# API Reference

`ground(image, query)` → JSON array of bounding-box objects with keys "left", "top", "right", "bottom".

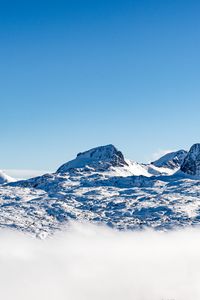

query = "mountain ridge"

[{"left": 0, "top": 143, "right": 200, "bottom": 237}]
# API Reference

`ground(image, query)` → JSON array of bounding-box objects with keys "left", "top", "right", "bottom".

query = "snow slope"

[
  {"left": 152, "top": 150, "right": 187, "bottom": 169},
  {"left": 0, "top": 170, "right": 15, "bottom": 184},
  {"left": 0, "top": 143, "right": 199, "bottom": 236}
]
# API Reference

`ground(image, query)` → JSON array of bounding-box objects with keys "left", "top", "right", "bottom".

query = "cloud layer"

[{"left": 0, "top": 223, "right": 200, "bottom": 300}]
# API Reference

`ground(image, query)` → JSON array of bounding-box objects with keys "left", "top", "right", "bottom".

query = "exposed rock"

[{"left": 181, "top": 144, "right": 200, "bottom": 176}]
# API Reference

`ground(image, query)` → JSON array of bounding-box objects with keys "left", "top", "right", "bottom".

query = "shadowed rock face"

[
  {"left": 57, "top": 144, "right": 128, "bottom": 173},
  {"left": 181, "top": 144, "right": 200, "bottom": 176}
]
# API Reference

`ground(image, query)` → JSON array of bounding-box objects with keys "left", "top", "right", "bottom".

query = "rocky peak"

[
  {"left": 181, "top": 143, "right": 200, "bottom": 176},
  {"left": 57, "top": 144, "right": 128, "bottom": 173},
  {"left": 152, "top": 150, "right": 187, "bottom": 169}
]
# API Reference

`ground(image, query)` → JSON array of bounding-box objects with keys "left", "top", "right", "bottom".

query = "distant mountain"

[
  {"left": 57, "top": 144, "right": 185, "bottom": 177},
  {"left": 0, "top": 170, "right": 15, "bottom": 184},
  {"left": 0, "top": 143, "right": 200, "bottom": 237},
  {"left": 57, "top": 144, "right": 128, "bottom": 173},
  {"left": 152, "top": 150, "right": 187, "bottom": 169}
]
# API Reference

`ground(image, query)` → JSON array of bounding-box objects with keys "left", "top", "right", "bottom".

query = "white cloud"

[{"left": 0, "top": 222, "right": 200, "bottom": 300}]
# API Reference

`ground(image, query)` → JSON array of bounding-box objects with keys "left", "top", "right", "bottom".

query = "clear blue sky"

[{"left": 1, "top": 0, "right": 200, "bottom": 171}]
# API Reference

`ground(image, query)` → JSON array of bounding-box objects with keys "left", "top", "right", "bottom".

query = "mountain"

[
  {"left": 0, "top": 143, "right": 200, "bottom": 237},
  {"left": 181, "top": 144, "right": 200, "bottom": 176},
  {"left": 57, "top": 144, "right": 154, "bottom": 177},
  {"left": 0, "top": 170, "right": 15, "bottom": 184},
  {"left": 142, "top": 149, "right": 188, "bottom": 176},
  {"left": 57, "top": 144, "right": 128, "bottom": 173},
  {"left": 152, "top": 150, "right": 187, "bottom": 169},
  {"left": 56, "top": 144, "right": 188, "bottom": 178}
]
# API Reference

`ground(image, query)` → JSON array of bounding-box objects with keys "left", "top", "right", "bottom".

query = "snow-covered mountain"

[
  {"left": 0, "top": 143, "right": 200, "bottom": 237},
  {"left": 152, "top": 150, "right": 187, "bottom": 169},
  {"left": 0, "top": 170, "right": 15, "bottom": 184},
  {"left": 142, "top": 149, "right": 188, "bottom": 176},
  {"left": 57, "top": 144, "right": 128, "bottom": 172},
  {"left": 57, "top": 144, "right": 179, "bottom": 177}
]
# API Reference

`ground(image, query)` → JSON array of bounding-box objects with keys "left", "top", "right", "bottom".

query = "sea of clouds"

[{"left": 1, "top": 222, "right": 200, "bottom": 300}]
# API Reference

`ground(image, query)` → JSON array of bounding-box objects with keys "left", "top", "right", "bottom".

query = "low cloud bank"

[{"left": 0, "top": 223, "right": 200, "bottom": 300}]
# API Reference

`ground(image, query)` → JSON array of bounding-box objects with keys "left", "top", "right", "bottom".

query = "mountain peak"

[
  {"left": 57, "top": 144, "right": 128, "bottom": 173},
  {"left": 181, "top": 143, "right": 200, "bottom": 176},
  {"left": 152, "top": 150, "right": 187, "bottom": 169},
  {"left": 0, "top": 170, "right": 15, "bottom": 185}
]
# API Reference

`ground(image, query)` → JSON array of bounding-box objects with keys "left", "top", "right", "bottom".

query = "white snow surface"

[
  {"left": 0, "top": 170, "right": 15, "bottom": 184},
  {"left": 0, "top": 143, "right": 200, "bottom": 236}
]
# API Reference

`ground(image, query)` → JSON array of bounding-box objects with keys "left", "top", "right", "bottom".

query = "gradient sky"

[{"left": 1, "top": 0, "right": 200, "bottom": 172}]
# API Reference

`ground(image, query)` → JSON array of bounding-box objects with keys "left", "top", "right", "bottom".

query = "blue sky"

[{"left": 1, "top": 0, "right": 200, "bottom": 172}]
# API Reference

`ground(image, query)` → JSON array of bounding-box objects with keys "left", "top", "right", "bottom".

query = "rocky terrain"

[{"left": 0, "top": 143, "right": 200, "bottom": 237}]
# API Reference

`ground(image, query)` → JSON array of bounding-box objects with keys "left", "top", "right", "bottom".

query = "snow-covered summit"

[
  {"left": 0, "top": 170, "right": 15, "bottom": 185},
  {"left": 55, "top": 144, "right": 189, "bottom": 177},
  {"left": 181, "top": 144, "right": 200, "bottom": 176},
  {"left": 152, "top": 150, "right": 187, "bottom": 169},
  {"left": 57, "top": 144, "right": 128, "bottom": 173}
]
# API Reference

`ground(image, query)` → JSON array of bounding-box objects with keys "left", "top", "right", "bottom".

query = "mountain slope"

[
  {"left": 0, "top": 143, "right": 200, "bottom": 237},
  {"left": 0, "top": 170, "right": 15, "bottom": 185},
  {"left": 152, "top": 150, "right": 187, "bottom": 169}
]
